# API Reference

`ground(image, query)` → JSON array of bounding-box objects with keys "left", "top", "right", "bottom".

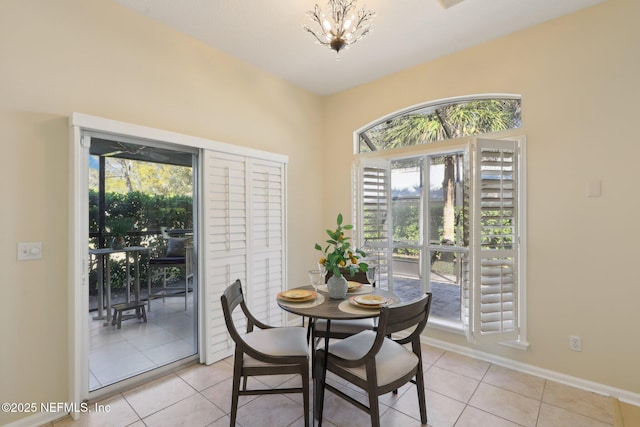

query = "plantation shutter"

[
  {"left": 471, "top": 138, "right": 520, "bottom": 344},
  {"left": 353, "top": 158, "right": 391, "bottom": 290},
  {"left": 202, "top": 151, "right": 288, "bottom": 364},
  {"left": 246, "top": 158, "right": 287, "bottom": 326},
  {"left": 461, "top": 149, "right": 472, "bottom": 340},
  {"left": 202, "top": 151, "right": 248, "bottom": 363}
]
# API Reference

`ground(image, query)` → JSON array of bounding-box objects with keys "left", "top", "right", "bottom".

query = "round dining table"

[
  {"left": 277, "top": 284, "right": 399, "bottom": 322},
  {"left": 277, "top": 284, "right": 400, "bottom": 426}
]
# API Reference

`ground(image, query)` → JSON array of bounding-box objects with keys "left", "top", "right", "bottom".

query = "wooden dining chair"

[
  {"left": 220, "top": 280, "right": 310, "bottom": 427},
  {"left": 314, "top": 292, "right": 432, "bottom": 427}
]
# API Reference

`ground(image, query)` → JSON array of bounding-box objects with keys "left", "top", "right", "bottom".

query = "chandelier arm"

[
  {"left": 304, "top": 26, "right": 331, "bottom": 46},
  {"left": 344, "top": 0, "right": 358, "bottom": 13},
  {"left": 306, "top": 7, "right": 324, "bottom": 29},
  {"left": 348, "top": 31, "right": 369, "bottom": 45},
  {"left": 305, "top": 8, "right": 332, "bottom": 42},
  {"left": 355, "top": 9, "right": 375, "bottom": 29},
  {"left": 329, "top": 0, "right": 345, "bottom": 22}
]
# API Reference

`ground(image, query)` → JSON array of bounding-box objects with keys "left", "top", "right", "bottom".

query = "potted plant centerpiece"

[{"left": 315, "top": 213, "right": 368, "bottom": 299}]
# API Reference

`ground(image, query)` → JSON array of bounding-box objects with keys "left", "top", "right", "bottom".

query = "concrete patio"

[{"left": 393, "top": 277, "right": 461, "bottom": 322}]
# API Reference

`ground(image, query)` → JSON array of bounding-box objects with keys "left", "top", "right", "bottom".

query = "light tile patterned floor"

[
  {"left": 51, "top": 342, "right": 619, "bottom": 427},
  {"left": 88, "top": 293, "right": 196, "bottom": 390},
  {"left": 87, "top": 280, "right": 455, "bottom": 392}
]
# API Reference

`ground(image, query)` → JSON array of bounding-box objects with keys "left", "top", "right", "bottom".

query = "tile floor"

[
  {"left": 52, "top": 342, "right": 618, "bottom": 427},
  {"left": 618, "top": 401, "right": 640, "bottom": 426},
  {"left": 89, "top": 293, "right": 197, "bottom": 390},
  {"left": 88, "top": 279, "right": 458, "bottom": 392}
]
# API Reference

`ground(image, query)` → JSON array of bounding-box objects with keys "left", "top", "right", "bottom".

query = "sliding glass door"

[{"left": 87, "top": 137, "right": 199, "bottom": 392}]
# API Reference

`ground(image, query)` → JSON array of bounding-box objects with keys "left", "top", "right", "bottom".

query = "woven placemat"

[{"left": 338, "top": 299, "right": 381, "bottom": 315}]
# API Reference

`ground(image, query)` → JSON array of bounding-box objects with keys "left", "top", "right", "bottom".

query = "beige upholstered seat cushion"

[
  {"left": 243, "top": 327, "right": 308, "bottom": 367},
  {"left": 327, "top": 330, "right": 418, "bottom": 387},
  {"left": 314, "top": 318, "right": 374, "bottom": 334}
]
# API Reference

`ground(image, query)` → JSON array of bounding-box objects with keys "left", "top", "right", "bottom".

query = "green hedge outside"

[{"left": 89, "top": 190, "right": 193, "bottom": 296}]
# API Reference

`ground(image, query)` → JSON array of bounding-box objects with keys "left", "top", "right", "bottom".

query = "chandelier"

[{"left": 303, "top": 0, "right": 375, "bottom": 54}]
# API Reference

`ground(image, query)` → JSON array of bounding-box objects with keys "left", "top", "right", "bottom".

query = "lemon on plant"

[{"left": 315, "top": 214, "right": 369, "bottom": 277}]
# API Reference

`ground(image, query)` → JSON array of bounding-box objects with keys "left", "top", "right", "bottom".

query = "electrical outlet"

[{"left": 569, "top": 335, "right": 582, "bottom": 352}]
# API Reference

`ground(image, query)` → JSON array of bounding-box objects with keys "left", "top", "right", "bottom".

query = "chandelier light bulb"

[{"left": 303, "top": 0, "right": 375, "bottom": 54}]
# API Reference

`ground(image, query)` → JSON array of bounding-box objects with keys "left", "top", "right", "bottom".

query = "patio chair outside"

[{"left": 147, "top": 236, "right": 192, "bottom": 310}]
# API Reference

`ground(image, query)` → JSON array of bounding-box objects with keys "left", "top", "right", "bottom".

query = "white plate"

[
  {"left": 281, "top": 289, "right": 313, "bottom": 299},
  {"left": 347, "top": 281, "right": 363, "bottom": 291},
  {"left": 354, "top": 294, "right": 386, "bottom": 306}
]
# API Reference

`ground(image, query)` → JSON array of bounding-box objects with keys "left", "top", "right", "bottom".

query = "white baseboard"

[{"left": 420, "top": 335, "right": 640, "bottom": 407}]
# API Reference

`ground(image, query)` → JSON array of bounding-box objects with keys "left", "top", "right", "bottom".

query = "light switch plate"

[
  {"left": 586, "top": 180, "right": 601, "bottom": 198},
  {"left": 18, "top": 242, "right": 42, "bottom": 261}
]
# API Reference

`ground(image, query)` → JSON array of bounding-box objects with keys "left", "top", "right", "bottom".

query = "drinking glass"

[
  {"left": 317, "top": 263, "right": 328, "bottom": 286},
  {"left": 366, "top": 266, "right": 376, "bottom": 286},
  {"left": 309, "top": 269, "right": 324, "bottom": 293}
]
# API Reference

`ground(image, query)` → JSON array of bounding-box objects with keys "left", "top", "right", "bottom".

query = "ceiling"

[
  {"left": 90, "top": 138, "right": 194, "bottom": 166},
  {"left": 113, "top": 0, "right": 605, "bottom": 96}
]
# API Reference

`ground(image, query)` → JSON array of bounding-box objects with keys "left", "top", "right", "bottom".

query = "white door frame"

[
  {"left": 68, "top": 122, "right": 90, "bottom": 416},
  {"left": 68, "top": 113, "right": 213, "bottom": 410},
  {"left": 69, "top": 113, "right": 289, "bottom": 413}
]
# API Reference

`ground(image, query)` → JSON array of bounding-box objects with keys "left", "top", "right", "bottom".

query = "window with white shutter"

[
  {"left": 353, "top": 158, "right": 392, "bottom": 290},
  {"left": 353, "top": 137, "right": 525, "bottom": 346},
  {"left": 470, "top": 138, "right": 520, "bottom": 344}
]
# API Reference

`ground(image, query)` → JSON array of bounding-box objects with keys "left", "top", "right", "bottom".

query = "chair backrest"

[
  {"left": 221, "top": 280, "right": 306, "bottom": 367},
  {"left": 336, "top": 293, "right": 432, "bottom": 368},
  {"left": 325, "top": 268, "right": 373, "bottom": 286},
  {"left": 153, "top": 236, "right": 191, "bottom": 258},
  {"left": 378, "top": 292, "right": 432, "bottom": 343},
  {"left": 220, "top": 279, "right": 245, "bottom": 344},
  {"left": 221, "top": 279, "right": 272, "bottom": 340}
]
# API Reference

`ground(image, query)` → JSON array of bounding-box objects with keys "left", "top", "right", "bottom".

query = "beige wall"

[
  {"left": 323, "top": 0, "right": 640, "bottom": 396},
  {"left": 1, "top": 0, "right": 639, "bottom": 424},
  {"left": 0, "top": 0, "right": 324, "bottom": 424}
]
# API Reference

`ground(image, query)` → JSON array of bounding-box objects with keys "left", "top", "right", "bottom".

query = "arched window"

[
  {"left": 358, "top": 95, "right": 521, "bottom": 153},
  {"left": 353, "top": 95, "right": 527, "bottom": 348}
]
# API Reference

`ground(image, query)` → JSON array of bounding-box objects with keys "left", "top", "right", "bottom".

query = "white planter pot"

[{"left": 327, "top": 274, "right": 348, "bottom": 299}]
